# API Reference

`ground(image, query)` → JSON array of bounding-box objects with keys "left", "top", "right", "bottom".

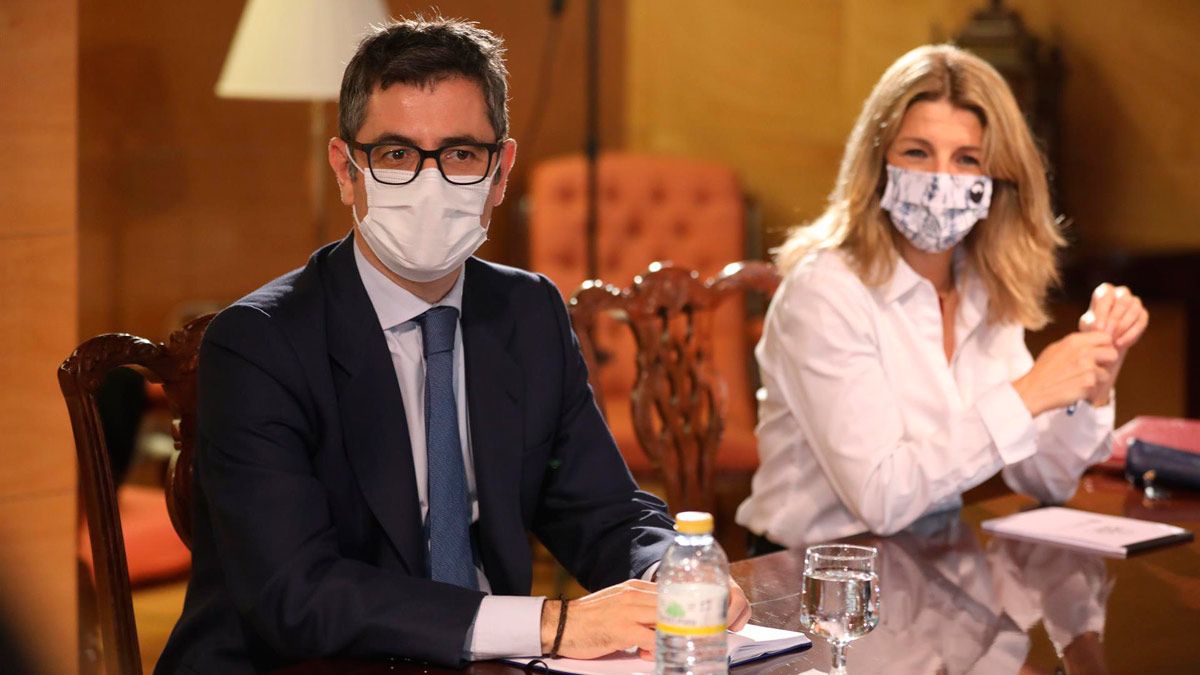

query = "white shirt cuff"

[
  {"left": 976, "top": 383, "right": 1037, "bottom": 465},
  {"left": 641, "top": 561, "right": 661, "bottom": 581},
  {"left": 1050, "top": 393, "right": 1116, "bottom": 462},
  {"left": 1087, "top": 393, "right": 1116, "bottom": 425},
  {"left": 466, "top": 595, "right": 546, "bottom": 660}
]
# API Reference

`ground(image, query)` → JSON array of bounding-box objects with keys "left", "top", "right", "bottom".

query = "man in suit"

[{"left": 158, "top": 16, "right": 749, "bottom": 673}]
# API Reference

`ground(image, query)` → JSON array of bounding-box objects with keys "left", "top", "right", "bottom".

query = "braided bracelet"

[{"left": 548, "top": 596, "right": 569, "bottom": 658}]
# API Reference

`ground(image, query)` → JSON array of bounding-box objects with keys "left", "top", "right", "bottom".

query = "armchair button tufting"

[{"left": 625, "top": 217, "right": 642, "bottom": 238}]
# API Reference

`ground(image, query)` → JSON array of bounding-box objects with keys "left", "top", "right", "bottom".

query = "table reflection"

[
  {"left": 846, "top": 511, "right": 1112, "bottom": 674},
  {"left": 269, "top": 474, "right": 1196, "bottom": 673}
]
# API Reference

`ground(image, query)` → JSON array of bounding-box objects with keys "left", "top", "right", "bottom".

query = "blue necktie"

[{"left": 418, "top": 306, "right": 478, "bottom": 590}]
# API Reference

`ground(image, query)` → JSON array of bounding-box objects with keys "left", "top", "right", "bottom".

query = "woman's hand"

[
  {"left": 1078, "top": 283, "right": 1149, "bottom": 404},
  {"left": 1012, "top": 332, "right": 1119, "bottom": 417}
]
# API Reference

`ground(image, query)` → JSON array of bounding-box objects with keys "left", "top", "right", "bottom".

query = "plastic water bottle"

[{"left": 656, "top": 511, "right": 730, "bottom": 674}]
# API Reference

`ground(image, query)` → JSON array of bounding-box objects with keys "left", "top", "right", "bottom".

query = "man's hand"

[
  {"left": 727, "top": 579, "right": 751, "bottom": 631},
  {"left": 540, "top": 577, "right": 752, "bottom": 661},
  {"left": 541, "top": 580, "right": 658, "bottom": 660}
]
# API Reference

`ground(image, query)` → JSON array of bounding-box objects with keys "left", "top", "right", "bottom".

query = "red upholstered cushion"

[
  {"left": 79, "top": 485, "right": 191, "bottom": 586},
  {"left": 529, "top": 153, "right": 758, "bottom": 473}
]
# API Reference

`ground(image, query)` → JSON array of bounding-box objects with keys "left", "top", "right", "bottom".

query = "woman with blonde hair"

[{"left": 736, "top": 45, "right": 1148, "bottom": 551}]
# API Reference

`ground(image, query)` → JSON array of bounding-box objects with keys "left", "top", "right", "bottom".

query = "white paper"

[
  {"left": 503, "top": 623, "right": 810, "bottom": 674},
  {"left": 728, "top": 623, "right": 812, "bottom": 662},
  {"left": 981, "top": 506, "right": 1191, "bottom": 558}
]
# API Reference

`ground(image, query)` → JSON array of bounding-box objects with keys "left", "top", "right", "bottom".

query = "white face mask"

[
  {"left": 880, "top": 164, "right": 993, "bottom": 253},
  {"left": 348, "top": 152, "right": 493, "bottom": 282}
]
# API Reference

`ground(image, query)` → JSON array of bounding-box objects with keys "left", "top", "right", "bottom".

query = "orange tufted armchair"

[{"left": 528, "top": 153, "right": 760, "bottom": 477}]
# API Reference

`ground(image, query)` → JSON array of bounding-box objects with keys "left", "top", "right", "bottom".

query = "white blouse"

[{"left": 735, "top": 249, "right": 1114, "bottom": 547}]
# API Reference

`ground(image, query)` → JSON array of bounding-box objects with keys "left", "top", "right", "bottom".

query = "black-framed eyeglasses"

[{"left": 345, "top": 140, "right": 502, "bottom": 186}]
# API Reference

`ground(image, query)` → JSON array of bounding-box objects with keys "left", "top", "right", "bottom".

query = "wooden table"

[{"left": 275, "top": 472, "right": 1200, "bottom": 674}]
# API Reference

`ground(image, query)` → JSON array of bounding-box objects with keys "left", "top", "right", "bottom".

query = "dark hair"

[{"left": 339, "top": 15, "right": 509, "bottom": 147}]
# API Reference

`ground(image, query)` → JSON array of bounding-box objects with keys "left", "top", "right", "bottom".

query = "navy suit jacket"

[{"left": 156, "top": 235, "right": 674, "bottom": 673}]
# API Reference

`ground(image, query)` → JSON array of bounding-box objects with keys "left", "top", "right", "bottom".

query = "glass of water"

[{"left": 799, "top": 544, "right": 879, "bottom": 674}]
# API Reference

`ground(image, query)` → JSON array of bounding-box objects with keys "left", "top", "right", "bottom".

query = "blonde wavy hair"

[{"left": 776, "top": 44, "right": 1064, "bottom": 329}]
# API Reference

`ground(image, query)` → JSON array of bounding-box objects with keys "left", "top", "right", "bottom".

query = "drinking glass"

[{"left": 799, "top": 544, "right": 880, "bottom": 674}]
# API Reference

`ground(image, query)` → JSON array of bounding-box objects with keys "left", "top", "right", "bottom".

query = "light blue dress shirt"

[{"left": 353, "top": 242, "right": 545, "bottom": 660}]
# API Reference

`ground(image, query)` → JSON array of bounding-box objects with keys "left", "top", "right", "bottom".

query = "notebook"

[
  {"left": 982, "top": 506, "right": 1193, "bottom": 558},
  {"left": 503, "top": 623, "right": 811, "bottom": 674}
]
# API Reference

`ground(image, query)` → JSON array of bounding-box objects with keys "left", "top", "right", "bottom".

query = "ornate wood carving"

[
  {"left": 57, "top": 313, "right": 214, "bottom": 675},
  {"left": 569, "top": 279, "right": 624, "bottom": 415},
  {"left": 570, "top": 262, "right": 779, "bottom": 513}
]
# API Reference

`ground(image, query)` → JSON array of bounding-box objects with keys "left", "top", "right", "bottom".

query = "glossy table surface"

[{"left": 275, "top": 472, "right": 1200, "bottom": 674}]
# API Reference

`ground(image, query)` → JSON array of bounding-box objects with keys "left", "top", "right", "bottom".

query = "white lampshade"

[{"left": 216, "top": 0, "right": 390, "bottom": 101}]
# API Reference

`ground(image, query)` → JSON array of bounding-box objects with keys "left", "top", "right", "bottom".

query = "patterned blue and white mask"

[{"left": 880, "top": 164, "right": 992, "bottom": 253}]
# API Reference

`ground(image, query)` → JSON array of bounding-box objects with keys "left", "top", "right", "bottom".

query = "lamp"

[
  {"left": 952, "top": 0, "right": 1063, "bottom": 208},
  {"left": 216, "top": 0, "right": 390, "bottom": 247}
]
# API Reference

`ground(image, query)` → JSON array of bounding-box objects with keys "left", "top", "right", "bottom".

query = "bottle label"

[{"left": 657, "top": 583, "right": 727, "bottom": 636}]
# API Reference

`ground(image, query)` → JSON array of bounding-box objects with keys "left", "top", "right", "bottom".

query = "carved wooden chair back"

[
  {"left": 57, "top": 313, "right": 214, "bottom": 675},
  {"left": 571, "top": 262, "right": 779, "bottom": 513}
]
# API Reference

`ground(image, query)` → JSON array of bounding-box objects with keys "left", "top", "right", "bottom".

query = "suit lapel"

[
  {"left": 324, "top": 236, "right": 426, "bottom": 576},
  {"left": 461, "top": 259, "right": 529, "bottom": 594}
]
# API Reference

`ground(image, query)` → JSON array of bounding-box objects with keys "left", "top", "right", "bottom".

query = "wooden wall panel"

[
  {"left": 627, "top": 0, "right": 1200, "bottom": 254},
  {"left": 79, "top": 0, "right": 316, "bottom": 340},
  {"left": 1015, "top": 0, "right": 1200, "bottom": 253},
  {"left": 0, "top": 0, "right": 78, "bottom": 239},
  {"left": 79, "top": 0, "right": 627, "bottom": 341},
  {"left": 628, "top": 0, "right": 848, "bottom": 249},
  {"left": 387, "top": 0, "right": 629, "bottom": 271},
  {"left": 626, "top": 0, "right": 1199, "bottom": 421},
  {"left": 0, "top": 0, "right": 79, "bottom": 671},
  {"left": 0, "top": 234, "right": 78, "bottom": 497},
  {"left": 0, "top": 493, "right": 77, "bottom": 675}
]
